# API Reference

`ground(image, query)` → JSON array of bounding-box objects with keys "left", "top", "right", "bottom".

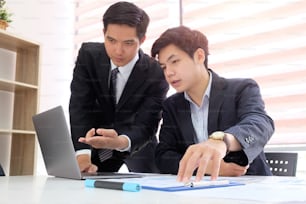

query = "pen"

[
  {"left": 184, "top": 179, "right": 230, "bottom": 187},
  {"left": 85, "top": 179, "right": 141, "bottom": 192}
]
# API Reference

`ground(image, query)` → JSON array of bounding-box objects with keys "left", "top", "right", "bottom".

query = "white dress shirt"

[
  {"left": 76, "top": 54, "right": 139, "bottom": 156},
  {"left": 110, "top": 54, "right": 139, "bottom": 103}
]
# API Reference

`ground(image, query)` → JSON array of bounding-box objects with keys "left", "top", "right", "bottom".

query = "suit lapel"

[
  {"left": 176, "top": 95, "right": 197, "bottom": 145},
  {"left": 116, "top": 52, "right": 147, "bottom": 110},
  {"left": 95, "top": 48, "right": 113, "bottom": 104},
  {"left": 207, "top": 71, "right": 226, "bottom": 134}
]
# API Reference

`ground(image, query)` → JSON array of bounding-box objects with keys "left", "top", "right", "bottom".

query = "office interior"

[{"left": 0, "top": 0, "right": 305, "bottom": 177}]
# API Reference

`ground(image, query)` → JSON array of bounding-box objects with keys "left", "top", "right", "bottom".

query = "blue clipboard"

[{"left": 141, "top": 181, "right": 244, "bottom": 192}]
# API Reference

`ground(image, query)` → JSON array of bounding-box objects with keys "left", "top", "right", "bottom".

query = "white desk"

[{"left": 1, "top": 175, "right": 306, "bottom": 204}]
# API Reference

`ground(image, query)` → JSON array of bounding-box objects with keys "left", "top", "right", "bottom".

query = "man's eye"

[
  {"left": 108, "top": 39, "right": 115, "bottom": 43},
  {"left": 172, "top": 59, "right": 179, "bottom": 64},
  {"left": 125, "top": 41, "right": 135, "bottom": 46}
]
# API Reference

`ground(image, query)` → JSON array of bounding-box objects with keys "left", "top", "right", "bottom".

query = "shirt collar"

[
  {"left": 184, "top": 70, "right": 212, "bottom": 106},
  {"left": 110, "top": 53, "right": 139, "bottom": 75}
]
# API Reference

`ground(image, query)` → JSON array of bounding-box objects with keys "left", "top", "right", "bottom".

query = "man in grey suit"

[
  {"left": 151, "top": 26, "right": 274, "bottom": 183},
  {"left": 69, "top": 2, "right": 168, "bottom": 173}
]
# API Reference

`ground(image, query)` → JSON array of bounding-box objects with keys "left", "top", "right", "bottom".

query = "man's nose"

[{"left": 114, "top": 43, "right": 124, "bottom": 54}]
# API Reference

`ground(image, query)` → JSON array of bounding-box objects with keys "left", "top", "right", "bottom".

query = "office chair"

[
  {"left": 0, "top": 163, "right": 5, "bottom": 176},
  {"left": 265, "top": 152, "right": 298, "bottom": 176}
]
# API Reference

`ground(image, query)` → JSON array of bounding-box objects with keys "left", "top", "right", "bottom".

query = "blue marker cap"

[
  {"left": 85, "top": 179, "right": 96, "bottom": 188},
  {"left": 122, "top": 182, "right": 141, "bottom": 192}
]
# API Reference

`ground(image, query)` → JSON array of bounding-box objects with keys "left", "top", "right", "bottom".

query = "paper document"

[{"left": 175, "top": 176, "right": 306, "bottom": 202}]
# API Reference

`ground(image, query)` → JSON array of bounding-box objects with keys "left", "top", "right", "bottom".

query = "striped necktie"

[
  {"left": 110, "top": 67, "right": 119, "bottom": 105},
  {"left": 98, "top": 67, "right": 119, "bottom": 162},
  {"left": 98, "top": 148, "right": 113, "bottom": 162}
]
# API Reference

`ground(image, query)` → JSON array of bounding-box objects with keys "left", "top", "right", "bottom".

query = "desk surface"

[{"left": 1, "top": 175, "right": 306, "bottom": 204}]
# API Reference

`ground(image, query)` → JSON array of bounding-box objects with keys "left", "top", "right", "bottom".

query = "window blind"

[
  {"left": 75, "top": 0, "right": 306, "bottom": 146},
  {"left": 182, "top": 0, "right": 306, "bottom": 145},
  {"left": 74, "top": 0, "right": 179, "bottom": 54}
]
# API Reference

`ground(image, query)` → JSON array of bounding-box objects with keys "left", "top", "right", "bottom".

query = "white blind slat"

[
  {"left": 182, "top": 0, "right": 306, "bottom": 145},
  {"left": 74, "top": 0, "right": 306, "bottom": 146}
]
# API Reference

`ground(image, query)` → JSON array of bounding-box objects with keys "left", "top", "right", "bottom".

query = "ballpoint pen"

[{"left": 184, "top": 179, "right": 229, "bottom": 187}]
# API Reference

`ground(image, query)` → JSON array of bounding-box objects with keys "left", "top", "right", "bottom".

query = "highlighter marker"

[
  {"left": 85, "top": 179, "right": 141, "bottom": 192},
  {"left": 184, "top": 179, "right": 230, "bottom": 187}
]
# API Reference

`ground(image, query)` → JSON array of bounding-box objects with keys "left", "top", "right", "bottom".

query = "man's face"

[
  {"left": 158, "top": 44, "right": 204, "bottom": 93},
  {"left": 104, "top": 24, "right": 144, "bottom": 67}
]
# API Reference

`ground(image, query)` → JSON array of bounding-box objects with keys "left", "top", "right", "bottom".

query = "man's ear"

[
  {"left": 194, "top": 48, "right": 205, "bottom": 64},
  {"left": 140, "top": 36, "right": 146, "bottom": 44}
]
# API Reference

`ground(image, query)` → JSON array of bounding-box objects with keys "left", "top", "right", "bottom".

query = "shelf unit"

[{"left": 0, "top": 29, "right": 40, "bottom": 175}]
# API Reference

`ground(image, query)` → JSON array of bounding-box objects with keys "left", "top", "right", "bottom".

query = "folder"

[
  {"left": 105, "top": 175, "right": 244, "bottom": 192},
  {"left": 141, "top": 180, "right": 243, "bottom": 192}
]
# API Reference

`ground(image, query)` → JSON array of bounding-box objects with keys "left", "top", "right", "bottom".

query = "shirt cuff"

[
  {"left": 75, "top": 149, "right": 91, "bottom": 156},
  {"left": 116, "top": 135, "right": 131, "bottom": 152}
]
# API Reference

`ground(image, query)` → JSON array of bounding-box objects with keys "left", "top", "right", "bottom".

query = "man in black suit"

[
  {"left": 69, "top": 2, "right": 168, "bottom": 173},
  {"left": 151, "top": 26, "right": 274, "bottom": 182}
]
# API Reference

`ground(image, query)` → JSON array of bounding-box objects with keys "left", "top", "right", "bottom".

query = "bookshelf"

[{"left": 0, "top": 29, "right": 40, "bottom": 175}]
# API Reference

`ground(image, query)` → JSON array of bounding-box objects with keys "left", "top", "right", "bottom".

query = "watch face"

[{"left": 211, "top": 131, "right": 225, "bottom": 140}]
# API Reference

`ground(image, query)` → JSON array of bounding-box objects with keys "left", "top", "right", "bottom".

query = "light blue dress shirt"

[{"left": 184, "top": 71, "right": 212, "bottom": 143}]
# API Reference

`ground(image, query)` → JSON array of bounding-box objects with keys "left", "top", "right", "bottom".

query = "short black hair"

[{"left": 103, "top": 1, "right": 149, "bottom": 39}]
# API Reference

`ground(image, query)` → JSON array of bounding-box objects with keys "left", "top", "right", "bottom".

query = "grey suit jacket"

[
  {"left": 156, "top": 70, "right": 274, "bottom": 175},
  {"left": 69, "top": 42, "right": 169, "bottom": 160}
]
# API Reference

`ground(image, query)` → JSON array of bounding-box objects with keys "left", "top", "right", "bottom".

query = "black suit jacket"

[
  {"left": 156, "top": 70, "right": 274, "bottom": 175},
  {"left": 69, "top": 43, "right": 168, "bottom": 164}
]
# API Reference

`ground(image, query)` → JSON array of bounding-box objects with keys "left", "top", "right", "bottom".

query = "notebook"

[{"left": 32, "top": 105, "right": 142, "bottom": 180}]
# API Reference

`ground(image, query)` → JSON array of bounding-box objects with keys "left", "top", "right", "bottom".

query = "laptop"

[{"left": 32, "top": 105, "right": 143, "bottom": 180}]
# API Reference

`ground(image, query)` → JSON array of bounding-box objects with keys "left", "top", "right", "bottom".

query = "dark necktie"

[
  {"left": 110, "top": 67, "right": 119, "bottom": 105},
  {"left": 98, "top": 68, "right": 119, "bottom": 162},
  {"left": 98, "top": 147, "right": 113, "bottom": 163}
]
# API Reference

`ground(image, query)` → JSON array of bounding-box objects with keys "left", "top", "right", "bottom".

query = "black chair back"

[{"left": 265, "top": 152, "right": 298, "bottom": 176}]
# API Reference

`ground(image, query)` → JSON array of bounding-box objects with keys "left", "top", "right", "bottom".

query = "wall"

[{"left": 5, "top": 0, "right": 75, "bottom": 175}]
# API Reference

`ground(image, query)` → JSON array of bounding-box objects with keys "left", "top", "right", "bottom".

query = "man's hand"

[
  {"left": 76, "top": 154, "right": 97, "bottom": 173},
  {"left": 177, "top": 139, "right": 227, "bottom": 183},
  {"left": 78, "top": 128, "right": 129, "bottom": 150}
]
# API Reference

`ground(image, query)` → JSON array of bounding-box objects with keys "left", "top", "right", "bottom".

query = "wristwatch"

[{"left": 209, "top": 131, "right": 230, "bottom": 153}]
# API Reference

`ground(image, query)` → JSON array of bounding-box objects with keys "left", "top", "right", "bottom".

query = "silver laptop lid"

[
  {"left": 32, "top": 106, "right": 82, "bottom": 179},
  {"left": 32, "top": 106, "right": 143, "bottom": 180}
]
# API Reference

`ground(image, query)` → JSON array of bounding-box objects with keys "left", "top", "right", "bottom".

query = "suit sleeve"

[
  {"left": 69, "top": 43, "right": 96, "bottom": 151},
  {"left": 224, "top": 79, "right": 274, "bottom": 163}
]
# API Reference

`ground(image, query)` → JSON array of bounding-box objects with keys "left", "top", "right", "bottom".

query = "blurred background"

[{"left": 1, "top": 0, "right": 305, "bottom": 176}]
